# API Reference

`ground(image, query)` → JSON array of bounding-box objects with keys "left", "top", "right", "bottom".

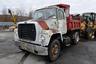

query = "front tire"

[{"left": 48, "top": 39, "right": 61, "bottom": 61}]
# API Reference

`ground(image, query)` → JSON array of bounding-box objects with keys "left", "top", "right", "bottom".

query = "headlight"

[
  {"left": 39, "top": 34, "right": 46, "bottom": 46},
  {"left": 41, "top": 35, "right": 45, "bottom": 41},
  {"left": 39, "top": 30, "right": 53, "bottom": 46}
]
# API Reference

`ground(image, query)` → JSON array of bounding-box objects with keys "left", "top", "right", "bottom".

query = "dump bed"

[{"left": 67, "top": 15, "right": 81, "bottom": 30}]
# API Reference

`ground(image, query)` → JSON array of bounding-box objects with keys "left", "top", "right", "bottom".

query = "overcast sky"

[{"left": 0, "top": 0, "right": 96, "bottom": 14}]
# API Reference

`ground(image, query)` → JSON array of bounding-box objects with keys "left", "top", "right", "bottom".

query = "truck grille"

[{"left": 18, "top": 24, "right": 36, "bottom": 41}]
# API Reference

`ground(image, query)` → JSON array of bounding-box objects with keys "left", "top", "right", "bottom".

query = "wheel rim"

[{"left": 51, "top": 42, "right": 60, "bottom": 60}]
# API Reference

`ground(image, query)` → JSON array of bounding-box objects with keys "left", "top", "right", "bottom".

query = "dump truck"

[
  {"left": 80, "top": 12, "right": 96, "bottom": 39},
  {"left": 14, "top": 4, "right": 81, "bottom": 61}
]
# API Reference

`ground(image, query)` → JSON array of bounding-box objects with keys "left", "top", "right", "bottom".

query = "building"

[{"left": 0, "top": 15, "right": 31, "bottom": 30}]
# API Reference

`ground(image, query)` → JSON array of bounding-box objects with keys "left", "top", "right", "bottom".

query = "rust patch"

[
  {"left": 37, "top": 20, "right": 49, "bottom": 30},
  {"left": 50, "top": 29, "right": 58, "bottom": 33}
]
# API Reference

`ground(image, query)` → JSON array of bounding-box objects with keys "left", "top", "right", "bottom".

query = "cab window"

[{"left": 57, "top": 9, "right": 64, "bottom": 20}]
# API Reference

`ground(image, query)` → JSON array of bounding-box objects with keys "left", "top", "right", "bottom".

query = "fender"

[
  {"left": 49, "top": 33, "right": 63, "bottom": 45},
  {"left": 41, "top": 30, "right": 63, "bottom": 46}
]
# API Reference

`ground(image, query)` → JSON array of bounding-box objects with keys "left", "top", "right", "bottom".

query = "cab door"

[
  {"left": 57, "top": 9, "right": 67, "bottom": 34},
  {"left": 45, "top": 8, "right": 58, "bottom": 30}
]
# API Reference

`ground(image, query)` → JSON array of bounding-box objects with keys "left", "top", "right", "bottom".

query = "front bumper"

[{"left": 15, "top": 41, "right": 48, "bottom": 55}]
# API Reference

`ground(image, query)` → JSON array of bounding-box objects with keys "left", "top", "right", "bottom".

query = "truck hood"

[{"left": 17, "top": 20, "right": 49, "bottom": 30}]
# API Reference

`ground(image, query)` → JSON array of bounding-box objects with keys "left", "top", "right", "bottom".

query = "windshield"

[{"left": 33, "top": 8, "right": 56, "bottom": 20}]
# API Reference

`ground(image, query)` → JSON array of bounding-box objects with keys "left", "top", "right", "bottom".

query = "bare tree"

[
  {"left": 29, "top": 10, "right": 34, "bottom": 18},
  {"left": 15, "top": 8, "right": 26, "bottom": 16}
]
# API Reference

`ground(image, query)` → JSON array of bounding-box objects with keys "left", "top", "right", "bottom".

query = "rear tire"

[
  {"left": 48, "top": 39, "right": 61, "bottom": 61},
  {"left": 71, "top": 32, "right": 80, "bottom": 45}
]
